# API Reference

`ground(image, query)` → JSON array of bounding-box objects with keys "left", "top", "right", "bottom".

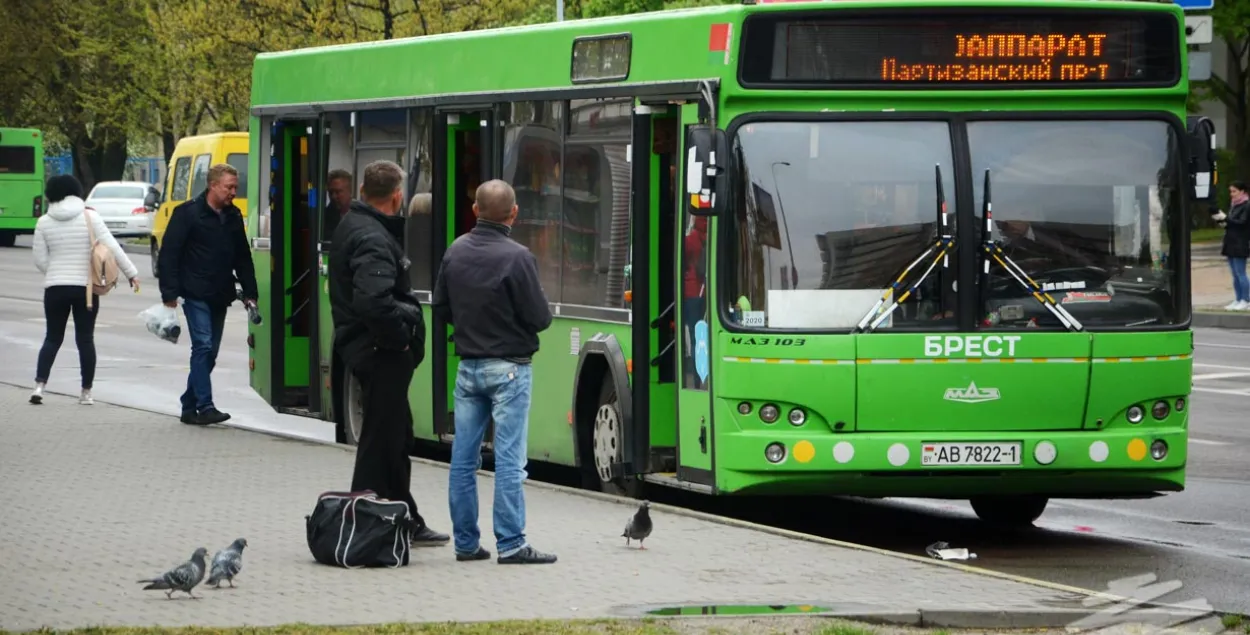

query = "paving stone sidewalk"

[{"left": 0, "top": 384, "right": 1093, "bottom": 631}]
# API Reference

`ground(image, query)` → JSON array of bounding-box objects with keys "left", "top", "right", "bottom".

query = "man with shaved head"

[{"left": 433, "top": 179, "right": 555, "bottom": 565}]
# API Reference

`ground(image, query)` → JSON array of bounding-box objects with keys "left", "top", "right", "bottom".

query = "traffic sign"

[{"left": 1174, "top": 0, "right": 1213, "bottom": 11}]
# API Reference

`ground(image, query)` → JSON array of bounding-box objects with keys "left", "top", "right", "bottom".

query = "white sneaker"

[
  {"left": 1237, "top": 301, "right": 1250, "bottom": 311},
  {"left": 79, "top": 389, "right": 93, "bottom": 405},
  {"left": 1225, "top": 300, "right": 1243, "bottom": 310},
  {"left": 29, "top": 383, "right": 44, "bottom": 405}
]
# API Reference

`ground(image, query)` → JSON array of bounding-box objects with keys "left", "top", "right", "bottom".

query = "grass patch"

[
  {"left": 13, "top": 621, "right": 679, "bottom": 635},
  {"left": 1193, "top": 227, "right": 1224, "bottom": 244},
  {"left": 816, "top": 626, "right": 877, "bottom": 635},
  {"left": 1221, "top": 614, "right": 1244, "bottom": 630}
]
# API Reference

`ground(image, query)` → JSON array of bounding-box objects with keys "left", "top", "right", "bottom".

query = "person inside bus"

[
  {"left": 322, "top": 169, "right": 353, "bottom": 239},
  {"left": 328, "top": 160, "right": 449, "bottom": 549},
  {"left": 29, "top": 174, "right": 141, "bottom": 406}
]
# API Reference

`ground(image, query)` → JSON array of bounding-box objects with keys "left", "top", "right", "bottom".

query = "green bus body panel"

[
  {"left": 0, "top": 127, "right": 44, "bottom": 233},
  {"left": 243, "top": 0, "right": 1193, "bottom": 500}
]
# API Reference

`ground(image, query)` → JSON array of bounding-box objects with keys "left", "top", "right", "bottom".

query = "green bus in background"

[
  {"left": 0, "top": 127, "right": 45, "bottom": 247},
  {"left": 243, "top": 0, "right": 1218, "bottom": 526}
]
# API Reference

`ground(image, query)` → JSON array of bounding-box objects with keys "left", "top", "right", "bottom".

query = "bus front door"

[
  {"left": 267, "top": 119, "right": 324, "bottom": 418},
  {"left": 432, "top": 109, "right": 495, "bottom": 445}
]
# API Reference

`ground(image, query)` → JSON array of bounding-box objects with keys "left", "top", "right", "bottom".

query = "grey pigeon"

[
  {"left": 137, "top": 547, "right": 208, "bottom": 599},
  {"left": 622, "top": 500, "right": 652, "bottom": 549},
  {"left": 207, "top": 538, "right": 248, "bottom": 588}
]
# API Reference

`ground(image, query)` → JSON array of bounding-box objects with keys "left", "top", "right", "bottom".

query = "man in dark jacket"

[
  {"left": 433, "top": 179, "right": 555, "bottom": 565},
  {"left": 328, "top": 159, "right": 448, "bottom": 548},
  {"left": 158, "top": 163, "right": 258, "bottom": 426}
]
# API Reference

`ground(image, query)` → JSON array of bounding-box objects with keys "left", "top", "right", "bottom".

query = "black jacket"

[
  {"left": 432, "top": 220, "right": 552, "bottom": 360},
  {"left": 1221, "top": 200, "right": 1250, "bottom": 260},
  {"left": 329, "top": 201, "right": 425, "bottom": 371},
  {"left": 158, "top": 191, "right": 258, "bottom": 307}
]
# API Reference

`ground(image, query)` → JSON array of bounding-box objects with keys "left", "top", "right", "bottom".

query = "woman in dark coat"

[{"left": 1218, "top": 179, "right": 1250, "bottom": 311}]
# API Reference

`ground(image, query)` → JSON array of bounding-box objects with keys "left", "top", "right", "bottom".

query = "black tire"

[
  {"left": 150, "top": 239, "right": 160, "bottom": 278},
  {"left": 969, "top": 495, "right": 1048, "bottom": 527},
  {"left": 586, "top": 373, "right": 643, "bottom": 498},
  {"left": 0, "top": 232, "right": 16, "bottom": 248},
  {"left": 341, "top": 370, "right": 364, "bottom": 446}
]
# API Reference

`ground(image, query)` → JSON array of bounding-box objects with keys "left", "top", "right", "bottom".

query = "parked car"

[{"left": 84, "top": 180, "right": 158, "bottom": 239}]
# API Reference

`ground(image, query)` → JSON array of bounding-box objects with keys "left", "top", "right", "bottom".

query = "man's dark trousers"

[{"left": 350, "top": 349, "right": 426, "bottom": 529}]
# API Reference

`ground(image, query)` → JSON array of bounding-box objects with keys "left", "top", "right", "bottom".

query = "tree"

[{"left": 0, "top": 0, "right": 155, "bottom": 191}]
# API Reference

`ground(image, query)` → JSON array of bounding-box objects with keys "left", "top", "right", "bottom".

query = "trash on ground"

[{"left": 925, "top": 540, "right": 977, "bottom": 560}]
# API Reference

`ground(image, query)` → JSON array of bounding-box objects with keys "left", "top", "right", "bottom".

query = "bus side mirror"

[
  {"left": 144, "top": 188, "right": 159, "bottom": 210},
  {"left": 684, "top": 125, "right": 728, "bottom": 217},
  {"left": 1186, "top": 116, "right": 1217, "bottom": 205}
]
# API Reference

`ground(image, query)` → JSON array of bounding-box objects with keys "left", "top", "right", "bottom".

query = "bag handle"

[{"left": 84, "top": 211, "right": 96, "bottom": 309}]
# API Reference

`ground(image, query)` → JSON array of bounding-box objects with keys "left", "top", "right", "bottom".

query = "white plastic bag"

[{"left": 139, "top": 303, "right": 181, "bottom": 344}]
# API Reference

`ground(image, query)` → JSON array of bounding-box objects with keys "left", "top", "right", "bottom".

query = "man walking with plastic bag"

[{"left": 156, "top": 163, "right": 258, "bottom": 426}]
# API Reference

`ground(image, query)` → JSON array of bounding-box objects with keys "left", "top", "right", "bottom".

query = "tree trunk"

[{"left": 70, "top": 133, "right": 129, "bottom": 193}]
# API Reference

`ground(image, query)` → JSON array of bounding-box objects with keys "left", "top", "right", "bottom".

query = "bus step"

[{"left": 640, "top": 472, "right": 713, "bottom": 495}]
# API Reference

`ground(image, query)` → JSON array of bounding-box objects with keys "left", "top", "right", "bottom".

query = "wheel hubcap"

[
  {"left": 593, "top": 402, "right": 622, "bottom": 482},
  {"left": 347, "top": 375, "right": 364, "bottom": 442}
]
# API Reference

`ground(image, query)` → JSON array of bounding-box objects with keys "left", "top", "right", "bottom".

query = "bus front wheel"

[
  {"left": 589, "top": 374, "right": 642, "bottom": 498},
  {"left": 341, "top": 371, "right": 365, "bottom": 446},
  {"left": 969, "top": 495, "right": 1048, "bottom": 527},
  {"left": 150, "top": 239, "right": 160, "bottom": 278}
]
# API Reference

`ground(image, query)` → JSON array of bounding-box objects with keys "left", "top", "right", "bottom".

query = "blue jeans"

[
  {"left": 180, "top": 299, "right": 227, "bottom": 412},
  {"left": 1230, "top": 258, "right": 1250, "bottom": 302},
  {"left": 448, "top": 358, "right": 533, "bottom": 558}
]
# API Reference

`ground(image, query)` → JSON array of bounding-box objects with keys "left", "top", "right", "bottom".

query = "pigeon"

[
  {"left": 137, "top": 547, "right": 208, "bottom": 599},
  {"left": 206, "top": 538, "right": 248, "bottom": 589},
  {"left": 622, "top": 500, "right": 652, "bottom": 549}
]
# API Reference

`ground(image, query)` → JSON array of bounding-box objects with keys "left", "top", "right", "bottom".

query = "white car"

[{"left": 85, "top": 180, "right": 158, "bottom": 238}]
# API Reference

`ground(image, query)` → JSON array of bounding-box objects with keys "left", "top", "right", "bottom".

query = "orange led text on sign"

[{"left": 880, "top": 32, "right": 1112, "bottom": 82}]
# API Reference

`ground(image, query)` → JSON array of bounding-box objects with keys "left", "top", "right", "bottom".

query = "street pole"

[{"left": 557, "top": 0, "right": 564, "bottom": 21}]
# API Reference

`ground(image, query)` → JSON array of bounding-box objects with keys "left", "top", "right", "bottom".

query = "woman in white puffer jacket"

[{"left": 29, "top": 175, "right": 139, "bottom": 405}]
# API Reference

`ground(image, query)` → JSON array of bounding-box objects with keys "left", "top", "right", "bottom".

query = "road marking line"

[
  {"left": 1192, "top": 372, "right": 1250, "bottom": 380},
  {"left": 1191, "top": 386, "right": 1250, "bottom": 396},
  {"left": 1193, "top": 363, "right": 1250, "bottom": 372},
  {"left": 1189, "top": 438, "right": 1231, "bottom": 446},
  {"left": 1194, "top": 341, "right": 1250, "bottom": 350}
]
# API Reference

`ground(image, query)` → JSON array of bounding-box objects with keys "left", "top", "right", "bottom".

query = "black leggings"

[{"left": 35, "top": 285, "right": 100, "bottom": 389}]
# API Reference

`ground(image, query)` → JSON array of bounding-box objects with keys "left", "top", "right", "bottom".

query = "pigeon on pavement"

[
  {"left": 622, "top": 500, "right": 652, "bottom": 549},
  {"left": 137, "top": 547, "right": 208, "bottom": 599},
  {"left": 207, "top": 538, "right": 248, "bottom": 589}
]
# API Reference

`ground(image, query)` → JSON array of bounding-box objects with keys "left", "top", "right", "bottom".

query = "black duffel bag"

[{"left": 305, "top": 490, "right": 414, "bottom": 568}]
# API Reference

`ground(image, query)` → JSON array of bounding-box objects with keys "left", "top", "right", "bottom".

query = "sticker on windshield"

[
  {"left": 1042, "top": 280, "right": 1086, "bottom": 292},
  {"left": 741, "top": 311, "right": 766, "bottom": 327},
  {"left": 1061, "top": 291, "right": 1111, "bottom": 304},
  {"left": 694, "top": 320, "right": 710, "bottom": 382}
]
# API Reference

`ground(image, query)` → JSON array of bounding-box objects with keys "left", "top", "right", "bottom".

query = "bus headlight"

[
  {"left": 765, "top": 442, "right": 786, "bottom": 463},
  {"left": 788, "top": 408, "right": 806, "bottom": 426},
  {"left": 1126, "top": 405, "right": 1144, "bottom": 424},
  {"left": 1152, "top": 400, "right": 1169, "bottom": 420},
  {"left": 1175, "top": 397, "right": 1185, "bottom": 412},
  {"left": 759, "top": 404, "right": 779, "bottom": 423},
  {"left": 738, "top": 402, "right": 752, "bottom": 415},
  {"left": 1150, "top": 440, "right": 1168, "bottom": 460}
]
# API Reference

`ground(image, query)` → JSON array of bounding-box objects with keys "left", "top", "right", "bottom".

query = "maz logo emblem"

[{"left": 943, "top": 381, "right": 1001, "bottom": 403}]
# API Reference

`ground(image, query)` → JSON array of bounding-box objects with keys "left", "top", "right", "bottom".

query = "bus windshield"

[
  {"left": 726, "top": 118, "right": 1183, "bottom": 331},
  {"left": 970, "top": 119, "right": 1183, "bottom": 329}
]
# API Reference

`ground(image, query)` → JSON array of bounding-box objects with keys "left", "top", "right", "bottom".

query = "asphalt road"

[{"left": 2, "top": 236, "right": 1248, "bottom": 614}]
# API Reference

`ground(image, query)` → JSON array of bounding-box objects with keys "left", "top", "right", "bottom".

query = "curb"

[
  {"left": 120, "top": 241, "right": 148, "bottom": 257},
  {"left": 1193, "top": 311, "right": 1250, "bottom": 330},
  {"left": 0, "top": 381, "right": 1217, "bottom": 623}
]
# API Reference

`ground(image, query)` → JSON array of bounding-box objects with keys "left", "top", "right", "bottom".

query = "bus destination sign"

[{"left": 738, "top": 10, "right": 1180, "bottom": 88}]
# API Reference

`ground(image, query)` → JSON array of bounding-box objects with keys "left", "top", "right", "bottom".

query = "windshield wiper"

[
  {"left": 977, "top": 169, "right": 1083, "bottom": 332},
  {"left": 855, "top": 164, "right": 954, "bottom": 333}
]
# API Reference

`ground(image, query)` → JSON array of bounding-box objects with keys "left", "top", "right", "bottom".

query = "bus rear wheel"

[
  {"left": 150, "top": 239, "right": 160, "bottom": 278},
  {"left": 969, "top": 495, "right": 1048, "bottom": 527},
  {"left": 589, "top": 375, "right": 642, "bottom": 498},
  {"left": 0, "top": 232, "right": 16, "bottom": 248},
  {"left": 341, "top": 371, "right": 365, "bottom": 446}
]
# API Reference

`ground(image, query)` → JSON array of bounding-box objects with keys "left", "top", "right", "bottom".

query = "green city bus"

[
  {"left": 0, "top": 127, "right": 45, "bottom": 247},
  {"left": 244, "top": 0, "right": 1217, "bottom": 525}
]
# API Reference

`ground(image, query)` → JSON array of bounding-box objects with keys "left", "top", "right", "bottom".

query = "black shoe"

[
  {"left": 196, "top": 408, "right": 230, "bottom": 425},
  {"left": 180, "top": 409, "right": 198, "bottom": 424},
  {"left": 498, "top": 545, "right": 557, "bottom": 564},
  {"left": 456, "top": 546, "right": 491, "bottom": 561},
  {"left": 411, "top": 525, "right": 449, "bottom": 547}
]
